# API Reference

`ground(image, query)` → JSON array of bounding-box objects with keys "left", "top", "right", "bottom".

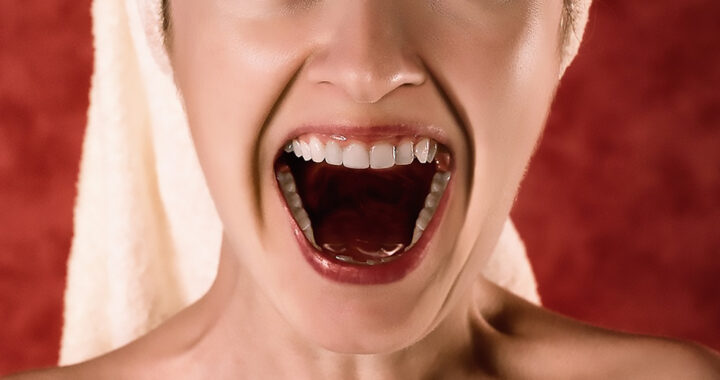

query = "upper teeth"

[{"left": 287, "top": 136, "right": 439, "bottom": 169}]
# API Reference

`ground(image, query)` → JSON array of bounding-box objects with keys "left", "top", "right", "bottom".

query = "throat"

[{"left": 287, "top": 159, "right": 436, "bottom": 263}]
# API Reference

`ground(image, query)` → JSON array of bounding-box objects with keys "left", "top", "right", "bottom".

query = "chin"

[{"left": 246, "top": 124, "right": 475, "bottom": 354}]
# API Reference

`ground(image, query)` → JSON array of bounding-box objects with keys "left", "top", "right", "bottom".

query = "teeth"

[
  {"left": 286, "top": 192, "right": 302, "bottom": 210},
  {"left": 424, "top": 192, "right": 440, "bottom": 209},
  {"left": 410, "top": 226, "right": 423, "bottom": 246},
  {"left": 427, "top": 140, "right": 437, "bottom": 163},
  {"left": 369, "top": 143, "right": 395, "bottom": 169},
  {"left": 395, "top": 140, "right": 414, "bottom": 165},
  {"left": 325, "top": 140, "right": 343, "bottom": 165},
  {"left": 430, "top": 171, "right": 451, "bottom": 192},
  {"left": 343, "top": 143, "right": 370, "bottom": 169},
  {"left": 300, "top": 141, "right": 312, "bottom": 161},
  {"left": 292, "top": 140, "right": 302, "bottom": 158},
  {"left": 280, "top": 137, "right": 452, "bottom": 256},
  {"left": 414, "top": 138, "right": 430, "bottom": 163},
  {"left": 276, "top": 170, "right": 318, "bottom": 248},
  {"left": 416, "top": 208, "right": 433, "bottom": 231},
  {"left": 406, "top": 171, "right": 451, "bottom": 251},
  {"left": 286, "top": 137, "right": 442, "bottom": 169},
  {"left": 309, "top": 137, "right": 325, "bottom": 163}
]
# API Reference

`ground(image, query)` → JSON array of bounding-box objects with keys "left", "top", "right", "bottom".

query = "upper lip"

[{"left": 277, "top": 122, "right": 453, "bottom": 154}]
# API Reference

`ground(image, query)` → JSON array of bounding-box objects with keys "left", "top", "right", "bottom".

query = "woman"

[{"left": 9, "top": 0, "right": 720, "bottom": 378}]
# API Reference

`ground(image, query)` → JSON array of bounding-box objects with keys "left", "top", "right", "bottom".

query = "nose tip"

[
  {"left": 310, "top": 58, "right": 426, "bottom": 104},
  {"left": 305, "top": 4, "right": 427, "bottom": 104}
]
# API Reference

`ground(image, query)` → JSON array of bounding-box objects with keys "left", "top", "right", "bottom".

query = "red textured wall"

[{"left": 1, "top": 0, "right": 718, "bottom": 375}]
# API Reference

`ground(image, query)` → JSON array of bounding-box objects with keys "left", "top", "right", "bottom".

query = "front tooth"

[
  {"left": 325, "top": 140, "right": 343, "bottom": 165},
  {"left": 395, "top": 140, "right": 414, "bottom": 165},
  {"left": 416, "top": 208, "right": 433, "bottom": 231},
  {"left": 370, "top": 143, "right": 395, "bottom": 169},
  {"left": 427, "top": 140, "right": 437, "bottom": 162},
  {"left": 343, "top": 143, "right": 370, "bottom": 169},
  {"left": 292, "top": 140, "right": 302, "bottom": 158},
  {"left": 309, "top": 137, "right": 325, "bottom": 163},
  {"left": 415, "top": 138, "right": 430, "bottom": 163},
  {"left": 300, "top": 141, "right": 312, "bottom": 161}
]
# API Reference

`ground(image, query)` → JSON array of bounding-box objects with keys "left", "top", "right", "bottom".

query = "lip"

[
  {"left": 277, "top": 123, "right": 453, "bottom": 153},
  {"left": 274, "top": 153, "right": 454, "bottom": 285}
]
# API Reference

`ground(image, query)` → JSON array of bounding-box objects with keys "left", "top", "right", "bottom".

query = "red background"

[{"left": 1, "top": 0, "right": 719, "bottom": 375}]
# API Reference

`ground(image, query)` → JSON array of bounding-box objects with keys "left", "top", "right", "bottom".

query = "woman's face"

[{"left": 169, "top": 0, "right": 564, "bottom": 353}]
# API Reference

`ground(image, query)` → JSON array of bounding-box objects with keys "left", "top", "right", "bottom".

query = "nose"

[{"left": 305, "top": 1, "right": 426, "bottom": 104}]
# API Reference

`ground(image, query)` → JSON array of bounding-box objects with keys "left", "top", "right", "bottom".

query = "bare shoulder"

[
  {"left": 2, "top": 364, "right": 89, "bottom": 380},
  {"left": 491, "top": 288, "right": 720, "bottom": 379},
  {"left": 622, "top": 337, "right": 720, "bottom": 379}
]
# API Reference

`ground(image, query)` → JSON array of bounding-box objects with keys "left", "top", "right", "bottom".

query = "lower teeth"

[{"left": 276, "top": 169, "right": 451, "bottom": 264}]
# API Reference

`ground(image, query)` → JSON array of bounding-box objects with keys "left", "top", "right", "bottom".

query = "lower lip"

[{"left": 278, "top": 176, "right": 453, "bottom": 285}]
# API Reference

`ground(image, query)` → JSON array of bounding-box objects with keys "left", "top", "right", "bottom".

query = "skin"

[{"left": 7, "top": 0, "right": 720, "bottom": 378}]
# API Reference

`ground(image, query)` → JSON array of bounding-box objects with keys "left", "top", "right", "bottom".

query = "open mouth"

[{"left": 274, "top": 132, "right": 453, "bottom": 284}]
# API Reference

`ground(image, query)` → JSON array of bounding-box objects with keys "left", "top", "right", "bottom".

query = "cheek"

[
  {"left": 170, "top": 9, "right": 314, "bottom": 231},
  {"left": 426, "top": 3, "right": 561, "bottom": 199}
]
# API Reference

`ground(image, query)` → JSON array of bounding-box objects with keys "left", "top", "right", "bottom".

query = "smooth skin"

[{"left": 8, "top": 0, "right": 720, "bottom": 378}]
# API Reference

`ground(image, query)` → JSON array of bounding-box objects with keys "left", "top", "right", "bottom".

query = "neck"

[{"left": 187, "top": 236, "right": 502, "bottom": 379}]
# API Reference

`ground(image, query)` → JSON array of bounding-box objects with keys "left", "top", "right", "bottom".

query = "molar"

[{"left": 427, "top": 140, "right": 437, "bottom": 162}]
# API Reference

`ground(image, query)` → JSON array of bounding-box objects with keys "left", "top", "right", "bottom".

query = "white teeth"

[
  {"left": 431, "top": 171, "right": 451, "bottom": 192},
  {"left": 287, "top": 137, "right": 440, "bottom": 169},
  {"left": 281, "top": 137, "right": 451, "bottom": 255},
  {"left": 406, "top": 171, "right": 451, "bottom": 251},
  {"left": 277, "top": 170, "right": 317, "bottom": 247},
  {"left": 414, "top": 138, "right": 430, "bottom": 163},
  {"left": 343, "top": 143, "right": 370, "bottom": 169},
  {"left": 309, "top": 137, "right": 325, "bottom": 163},
  {"left": 370, "top": 143, "right": 395, "bottom": 169},
  {"left": 427, "top": 140, "right": 437, "bottom": 163},
  {"left": 300, "top": 141, "right": 312, "bottom": 161},
  {"left": 395, "top": 140, "right": 414, "bottom": 165},
  {"left": 292, "top": 140, "right": 302, "bottom": 158},
  {"left": 325, "top": 140, "right": 343, "bottom": 165},
  {"left": 424, "top": 191, "right": 440, "bottom": 209},
  {"left": 410, "top": 226, "right": 423, "bottom": 246},
  {"left": 416, "top": 208, "right": 432, "bottom": 231}
]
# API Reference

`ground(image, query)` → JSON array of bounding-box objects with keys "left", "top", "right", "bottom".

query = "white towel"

[{"left": 59, "top": 0, "right": 591, "bottom": 365}]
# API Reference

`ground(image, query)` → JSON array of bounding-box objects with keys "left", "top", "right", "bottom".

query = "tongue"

[
  {"left": 289, "top": 160, "right": 436, "bottom": 262},
  {"left": 315, "top": 203, "right": 409, "bottom": 260}
]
